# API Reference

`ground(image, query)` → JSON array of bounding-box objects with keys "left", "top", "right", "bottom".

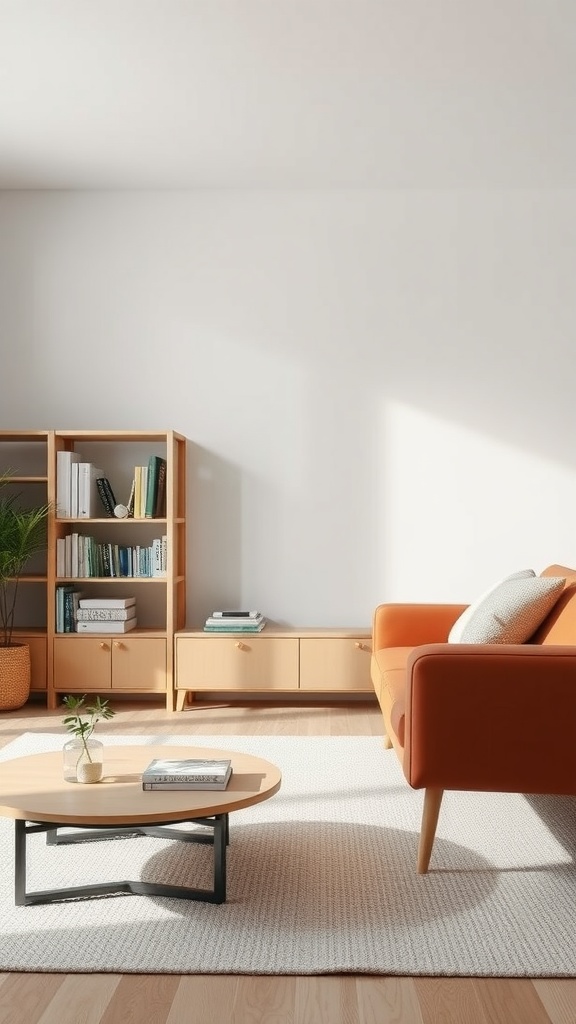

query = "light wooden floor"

[{"left": 0, "top": 696, "right": 574, "bottom": 1024}]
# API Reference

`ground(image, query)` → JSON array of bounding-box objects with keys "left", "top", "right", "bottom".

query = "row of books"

[
  {"left": 56, "top": 454, "right": 106, "bottom": 519},
  {"left": 56, "top": 534, "right": 167, "bottom": 578},
  {"left": 203, "top": 610, "right": 266, "bottom": 633},
  {"left": 141, "top": 757, "right": 232, "bottom": 791},
  {"left": 132, "top": 456, "right": 166, "bottom": 519},
  {"left": 56, "top": 452, "right": 167, "bottom": 520},
  {"left": 56, "top": 592, "right": 137, "bottom": 633}
]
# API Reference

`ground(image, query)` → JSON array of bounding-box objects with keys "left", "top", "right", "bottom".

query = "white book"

[
  {"left": 56, "top": 537, "right": 66, "bottom": 578},
  {"left": 77, "top": 534, "right": 85, "bottom": 578},
  {"left": 76, "top": 617, "right": 137, "bottom": 633},
  {"left": 76, "top": 607, "right": 136, "bottom": 621},
  {"left": 151, "top": 538, "right": 166, "bottom": 577},
  {"left": 71, "top": 532, "right": 79, "bottom": 578},
  {"left": 70, "top": 461, "right": 79, "bottom": 518},
  {"left": 64, "top": 534, "right": 72, "bottom": 577},
  {"left": 78, "top": 463, "right": 104, "bottom": 518},
  {"left": 79, "top": 597, "right": 136, "bottom": 609},
  {"left": 141, "top": 758, "right": 232, "bottom": 790},
  {"left": 212, "top": 610, "right": 261, "bottom": 619},
  {"left": 203, "top": 621, "right": 265, "bottom": 633},
  {"left": 206, "top": 612, "right": 263, "bottom": 626},
  {"left": 56, "top": 451, "right": 80, "bottom": 518}
]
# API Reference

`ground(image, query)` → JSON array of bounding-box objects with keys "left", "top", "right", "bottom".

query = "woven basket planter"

[{"left": 0, "top": 643, "right": 31, "bottom": 711}]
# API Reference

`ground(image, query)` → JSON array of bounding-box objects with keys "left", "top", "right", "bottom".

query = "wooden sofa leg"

[
  {"left": 383, "top": 734, "right": 393, "bottom": 750},
  {"left": 417, "top": 787, "right": 444, "bottom": 874}
]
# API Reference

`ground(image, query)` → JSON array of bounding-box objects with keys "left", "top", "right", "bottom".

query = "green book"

[{"left": 145, "top": 455, "right": 165, "bottom": 518}]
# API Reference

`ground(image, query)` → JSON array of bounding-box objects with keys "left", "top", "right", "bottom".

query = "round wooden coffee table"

[{"left": 0, "top": 744, "right": 281, "bottom": 906}]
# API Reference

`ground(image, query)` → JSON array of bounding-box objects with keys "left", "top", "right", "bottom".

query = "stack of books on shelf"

[
  {"left": 56, "top": 454, "right": 107, "bottom": 519},
  {"left": 203, "top": 610, "right": 266, "bottom": 633},
  {"left": 75, "top": 597, "right": 137, "bottom": 633},
  {"left": 55, "top": 585, "right": 83, "bottom": 633},
  {"left": 141, "top": 757, "right": 233, "bottom": 791},
  {"left": 133, "top": 455, "right": 167, "bottom": 519}
]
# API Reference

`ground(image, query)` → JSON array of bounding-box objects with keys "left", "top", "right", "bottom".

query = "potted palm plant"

[{"left": 0, "top": 470, "right": 51, "bottom": 710}]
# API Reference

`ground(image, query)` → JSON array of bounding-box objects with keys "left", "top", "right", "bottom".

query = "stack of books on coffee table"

[
  {"left": 141, "top": 757, "right": 233, "bottom": 791},
  {"left": 203, "top": 610, "right": 266, "bottom": 633}
]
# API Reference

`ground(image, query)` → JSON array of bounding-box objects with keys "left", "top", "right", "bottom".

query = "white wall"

[{"left": 1, "top": 188, "right": 575, "bottom": 625}]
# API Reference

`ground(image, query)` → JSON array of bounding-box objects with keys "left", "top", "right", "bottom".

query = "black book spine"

[
  {"left": 96, "top": 477, "right": 117, "bottom": 517},
  {"left": 153, "top": 459, "right": 167, "bottom": 518}
]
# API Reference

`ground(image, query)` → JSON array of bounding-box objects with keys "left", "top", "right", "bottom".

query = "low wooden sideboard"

[{"left": 174, "top": 627, "right": 373, "bottom": 710}]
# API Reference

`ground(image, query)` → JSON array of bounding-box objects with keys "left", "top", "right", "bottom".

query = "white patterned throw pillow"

[{"left": 448, "top": 570, "right": 566, "bottom": 644}]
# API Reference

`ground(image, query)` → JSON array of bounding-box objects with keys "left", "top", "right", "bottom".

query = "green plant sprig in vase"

[{"left": 62, "top": 694, "right": 116, "bottom": 783}]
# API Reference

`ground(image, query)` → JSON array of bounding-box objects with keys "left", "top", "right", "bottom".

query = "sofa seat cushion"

[{"left": 370, "top": 647, "right": 411, "bottom": 747}]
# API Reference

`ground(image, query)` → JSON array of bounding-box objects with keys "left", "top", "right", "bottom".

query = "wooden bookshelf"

[{"left": 1, "top": 430, "right": 187, "bottom": 710}]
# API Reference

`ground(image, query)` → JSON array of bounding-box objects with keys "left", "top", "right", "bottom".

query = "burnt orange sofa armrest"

[
  {"left": 372, "top": 604, "right": 467, "bottom": 651},
  {"left": 404, "top": 644, "right": 576, "bottom": 794}
]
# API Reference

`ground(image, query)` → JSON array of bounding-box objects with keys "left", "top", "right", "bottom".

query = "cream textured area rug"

[{"left": 0, "top": 732, "right": 575, "bottom": 976}]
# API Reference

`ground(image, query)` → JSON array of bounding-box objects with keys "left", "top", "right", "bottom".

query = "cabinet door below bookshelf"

[
  {"left": 53, "top": 637, "right": 166, "bottom": 694},
  {"left": 111, "top": 637, "right": 166, "bottom": 692},
  {"left": 54, "top": 637, "right": 111, "bottom": 691}
]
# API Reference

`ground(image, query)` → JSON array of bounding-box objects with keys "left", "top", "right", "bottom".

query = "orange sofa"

[{"left": 370, "top": 564, "right": 576, "bottom": 873}]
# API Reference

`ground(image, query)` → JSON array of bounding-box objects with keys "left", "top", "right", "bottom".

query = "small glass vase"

[{"left": 63, "top": 737, "right": 104, "bottom": 784}]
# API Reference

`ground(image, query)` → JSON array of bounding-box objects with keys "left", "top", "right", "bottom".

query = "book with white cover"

[
  {"left": 79, "top": 597, "right": 136, "bottom": 609},
  {"left": 212, "top": 610, "right": 261, "bottom": 619},
  {"left": 76, "top": 617, "right": 137, "bottom": 633},
  {"left": 76, "top": 607, "right": 136, "bottom": 621},
  {"left": 56, "top": 537, "right": 66, "bottom": 578},
  {"left": 78, "top": 463, "right": 104, "bottom": 518},
  {"left": 142, "top": 757, "right": 232, "bottom": 790},
  {"left": 70, "top": 461, "right": 79, "bottom": 518},
  {"left": 204, "top": 621, "right": 266, "bottom": 633},
  {"left": 56, "top": 450, "right": 81, "bottom": 517},
  {"left": 206, "top": 612, "right": 263, "bottom": 626},
  {"left": 204, "top": 613, "right": 265, "bottom": 632}
]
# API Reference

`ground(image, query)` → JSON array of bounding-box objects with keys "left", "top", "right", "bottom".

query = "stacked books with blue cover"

[
  {"left": 55, "top": 585, "right": 83, "bottom": 632},
  {"left": 203, "top": 611, "right": 266, "bottom": 633},
  {"left": 142, "top": 757, "right": 233, "bottom": 791}
]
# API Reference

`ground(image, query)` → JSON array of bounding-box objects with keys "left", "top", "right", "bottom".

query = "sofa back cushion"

[
  {"left": 532, "top": 565, "right": 576, "bottom": 645},
  {"left": 448, "top": 570, "right": 565, "bottom": 645}
]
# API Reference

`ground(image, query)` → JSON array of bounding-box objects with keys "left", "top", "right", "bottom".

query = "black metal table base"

[{"left": 14, "top": 814, "right": 229, "bottom": 906}]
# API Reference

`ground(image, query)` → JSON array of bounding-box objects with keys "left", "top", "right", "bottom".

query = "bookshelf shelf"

[
  {"left": 9, "top": 575, "right": 48, "bottom": 583},
  {"left": 11, "top": 476, "right": 48, "bottom": 484},
  {"left": 55, "top": 576, "right": 169, "bottom": 582}
]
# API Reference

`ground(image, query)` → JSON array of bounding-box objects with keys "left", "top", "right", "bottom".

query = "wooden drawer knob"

[
  {"left": 235, "top": 641, "right": 247, "bottom": 651},
  {"left": 355, "top": 641, "right": 369, "bottom": 651}
]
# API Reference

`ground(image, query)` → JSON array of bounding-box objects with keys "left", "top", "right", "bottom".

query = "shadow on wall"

[{"left": 187, "top": 443, "right": 242, "bottom": 626}]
